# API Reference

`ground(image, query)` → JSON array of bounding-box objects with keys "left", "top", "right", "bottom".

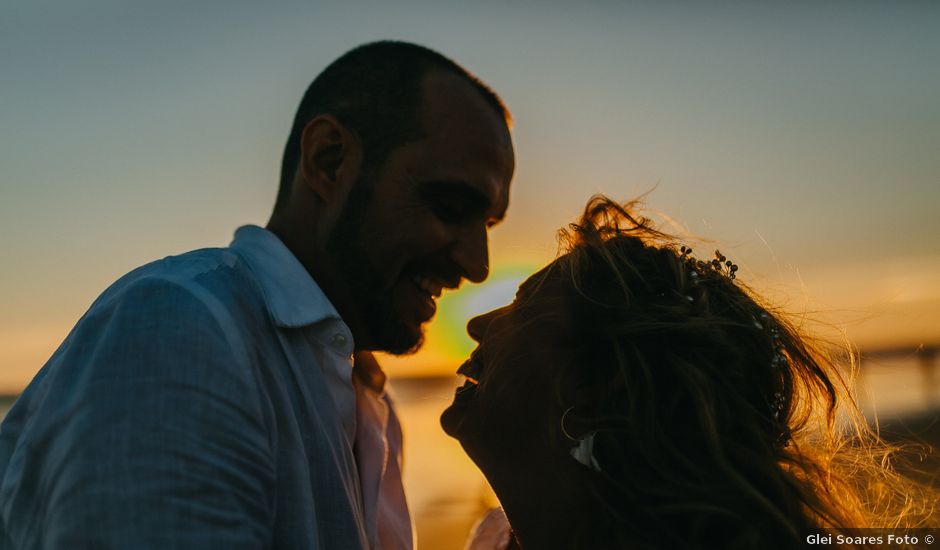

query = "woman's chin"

[
  {"left": 440, "top": 378, "right": 479, "bottom": 436},
  {"left": 440, "top": 401, "right": 489, "bottom": 459},
  {"left": 439, "top": 400, "right": 467, "bottom": 439}
]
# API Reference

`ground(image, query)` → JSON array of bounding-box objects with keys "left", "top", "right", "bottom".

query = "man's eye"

[{"left": 432, "top": 200, "right": 467, "bottom": 223}]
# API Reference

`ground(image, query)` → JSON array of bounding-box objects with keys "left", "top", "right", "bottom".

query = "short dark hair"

[{"left": 275, "top": 41, "right": 511, "bottom": 212}]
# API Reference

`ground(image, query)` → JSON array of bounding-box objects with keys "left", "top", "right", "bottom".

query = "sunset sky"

[{"left": 2, "top": 1, "right": 939, "bottom": 392}]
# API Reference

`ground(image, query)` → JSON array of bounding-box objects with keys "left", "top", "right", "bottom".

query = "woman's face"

[{"left": 440, "top": 263, "right": 575, "bottom": 466}]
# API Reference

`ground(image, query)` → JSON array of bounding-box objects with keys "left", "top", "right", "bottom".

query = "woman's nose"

[{"left": 467, "top": 308, "right": 500, "bottom": 343}]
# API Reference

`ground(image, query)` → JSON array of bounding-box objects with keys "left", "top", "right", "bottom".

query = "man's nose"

[{"left": 452, "top": 223, "right": 489, "bottom": 284}]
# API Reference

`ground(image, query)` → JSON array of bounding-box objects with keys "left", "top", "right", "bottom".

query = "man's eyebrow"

[{"left": 416, "top": 179, "right": 504, "bottom": 221}]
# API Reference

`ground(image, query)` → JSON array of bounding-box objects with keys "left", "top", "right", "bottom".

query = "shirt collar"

[{"left": 230, "top": 225, "right": 342, "bottom": 328}]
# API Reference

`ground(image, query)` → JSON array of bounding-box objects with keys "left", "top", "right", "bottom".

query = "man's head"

[{"left": 269, "top": 41, "right": 515, "bottom": 354}]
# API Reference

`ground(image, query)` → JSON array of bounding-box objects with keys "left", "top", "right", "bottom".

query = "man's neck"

[
  {"left": 266, "top": 221, "right": 373, "bottom": 348},
  {"left": 353, "top": 352, "right": 387, "bottom": 393}
]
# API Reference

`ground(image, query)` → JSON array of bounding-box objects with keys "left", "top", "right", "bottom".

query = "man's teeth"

[{"left": 413, "top": 276, "right": 444, "bottom": 298}]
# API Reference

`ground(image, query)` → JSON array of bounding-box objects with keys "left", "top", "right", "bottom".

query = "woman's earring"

[
  {"left": 560, "top": 406, "right": 579, "bottom": 442},
  {"left": 561, "top": 406, "right": 602, "bottom": 473}
]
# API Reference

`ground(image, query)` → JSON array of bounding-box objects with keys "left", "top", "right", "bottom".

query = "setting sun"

[
  {"left": 2, "top": 3, "right": 938, "bottom": 548},
  {"left": 378, "top": 264, "right": 537, "bottom": 377}
]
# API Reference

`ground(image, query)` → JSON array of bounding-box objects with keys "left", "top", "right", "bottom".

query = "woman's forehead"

[
  {"left": 510, "top": 265, "right": 575, "bottom": 336},
  {"left": 517, "top": 259, "right": 567, "bottom": 300}
]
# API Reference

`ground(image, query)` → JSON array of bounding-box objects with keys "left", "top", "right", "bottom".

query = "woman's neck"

[{"left": 484, "top": 452, "right": 599, "bottom": 549}]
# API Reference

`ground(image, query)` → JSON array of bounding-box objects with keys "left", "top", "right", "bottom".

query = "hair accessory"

[
  {"left": 561, "top": 406, "right": 602, "bottom": 472},
  {"left": 680, "top": 247, "right": 739, "bottom": 282},
  {"left": 771, "top": 392, "right": 786, "bottom": 420},
  {"left": 759, "top": 312, "right": 791, "bottom": 447},
  {"left": 680, "top": 247, "right": 698, "bottom": 287},
  {"left": 679, "top": 246, "right": 789, "bottom": 447}
]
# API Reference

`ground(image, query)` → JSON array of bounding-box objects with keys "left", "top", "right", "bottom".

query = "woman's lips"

[
  {"left": 454, "top": 355, "right": 483, "bottom": 399},
  {"left": 456, "top": 355, "right": 483, "bottom": 380},
  {"left": 456, "top": 377, "right": 478, "bottom": 396}
]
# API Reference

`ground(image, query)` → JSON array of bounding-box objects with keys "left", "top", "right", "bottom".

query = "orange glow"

[
  {"left": 377, "top": 262, "right": 540, "bottom": 378},
  {"left": 1, "top": 5, "right": 938, "bottom": 547}
]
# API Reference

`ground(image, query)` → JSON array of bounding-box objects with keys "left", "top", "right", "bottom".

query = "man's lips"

[
  {"left": 402, "top": 277, "right": 438, "bottom": 321},
  {"left": 405, "top": 274, "right": 458, "bottom": 321},
  {"left": 413, "top": 275, "right": 446, "bottom": 298}
]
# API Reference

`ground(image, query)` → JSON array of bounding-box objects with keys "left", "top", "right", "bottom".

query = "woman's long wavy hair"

[{"left": 543, "top": 196, "right": 937, "bottom": 549}]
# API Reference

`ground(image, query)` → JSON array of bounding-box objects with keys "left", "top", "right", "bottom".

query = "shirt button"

[{"left": 332, "top": 333, "right": 347, "bottom": 348}]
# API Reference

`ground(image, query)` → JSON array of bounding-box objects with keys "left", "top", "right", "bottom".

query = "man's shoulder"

[
  {"left": 115, "top": 245, "right": 241, "bottom": 283},
  {"left": 87, "top": 245, "right": 265, "bottom": 328}
]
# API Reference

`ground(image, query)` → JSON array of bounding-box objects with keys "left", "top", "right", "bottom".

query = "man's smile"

[
  {"left": 394, "top": 273, "right": 451, "bottom": 323},
  {"left": 414, "top": 275, "right": 445, "bottom": 299}
]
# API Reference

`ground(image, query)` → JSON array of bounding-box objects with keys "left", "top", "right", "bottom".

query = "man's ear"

[{"left": 298, "top": 114, "right": 362, "bottom": 204}]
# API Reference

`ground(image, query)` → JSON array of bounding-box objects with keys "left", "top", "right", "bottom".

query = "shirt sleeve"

[{"left": 4, "top": 276, "right": 275, "bottom": 549}]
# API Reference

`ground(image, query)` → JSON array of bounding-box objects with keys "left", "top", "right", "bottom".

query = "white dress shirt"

[{"left": 0, "top": 225, "right": 413, "bottom": 549}]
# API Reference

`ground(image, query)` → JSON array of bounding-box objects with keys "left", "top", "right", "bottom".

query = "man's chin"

[
  {"left": 385, "top": 338, "right": 424, "bottom": 356},
  {"left": 371, "top": 320, "right": 425, "bottom": 356}
]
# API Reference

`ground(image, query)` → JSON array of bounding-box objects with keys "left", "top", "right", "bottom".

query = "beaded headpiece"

[
  {"left": 678, "top": 246, "right": 791, "bottom": 448},
  {"left": 562, "top": 243, "right": 792, "bottom": 473},
  {"left": 680, "top": 246, "right": 738, "bottom": 280}
]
